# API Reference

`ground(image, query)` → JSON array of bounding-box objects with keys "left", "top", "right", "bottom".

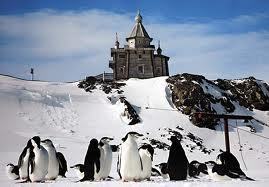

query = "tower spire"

[
  {"left": 135, "top": 9, "right": 142, "bottom": 23},
  {"left": 115, "top": 32, "right": 119, "bottom": 49},
  {"left": 157, "top": 40, "right": 162, "bottom": 55}
]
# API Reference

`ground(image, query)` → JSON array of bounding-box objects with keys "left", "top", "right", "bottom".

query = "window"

[
  {"left": 138, "top": 55, "right": 142, "bottom": 59},
  {"left": 120, "top": 66, "right": 125, "bottom": 75},
  {"left": 143, "top": 51, "right": 145, "bottom": 54},
  {"left": 138, "top": 65, "right": 144, "bottom": 74},
  {"left": 156, "top": 67, "right": 162, "bottom": 74},
  {"left": 119, "top": 54, "right": 126, "bottom": 58},
  {"left": 134, "top": 51, "right": 137, "bottom": 54}
]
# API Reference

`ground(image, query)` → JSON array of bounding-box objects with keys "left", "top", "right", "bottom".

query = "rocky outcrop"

[
  {"left": 215, "top": 77, "right": 269, "bottom": 111},
  {"left": 167, "top": 73, "right": 269, "bottom": 129},
  {"left": 78, "top": 76, "right": 125, "bottom": 94}
]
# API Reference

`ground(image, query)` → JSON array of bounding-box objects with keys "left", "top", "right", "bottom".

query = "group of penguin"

[
  {"left": 6, "top": 136, "right": 67, "bottom": 182},
  {"left": 6, "top": 132, "right": 254, "bottom": 183}
]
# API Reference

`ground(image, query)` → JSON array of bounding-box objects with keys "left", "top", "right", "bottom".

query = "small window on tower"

[
  {"left": 120, "top": 67, "right": 125, "bottom": 75},
  {"left": 138, "top": 54, "right": 142, "bottom": 59},
  {"left": 119, "top": 54, "right": 126, "bottom": 58},
  {"left": 156, "top": 67, "right": 161, "bottom": 74},
  {"left": 143, "top": 51, "right": 145, "bottom": 54},
  {"left": 138, "top": 65, "right": 144, "bottom": 74}
]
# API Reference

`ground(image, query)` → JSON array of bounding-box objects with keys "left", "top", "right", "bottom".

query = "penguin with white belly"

[
  {"left": 98, "top": 137, "right": 114, "bottom": 180},
  {"left": 41, "top": 139, "right": 59, "bottom": 180},
  {"left": 17, "top": 139, "right": 32, "bottom": 180},
  {"left": 28, "top": 136, "right": 49, "bottom": 182},
  {"left": 117, "top": 132, "right": 143, "bottom": 182},
  {"left": 6, "top": 163, "right": 19, "bottom": 180},
  {"left": 139, "top": 144, "right": 154, "bottom": 180}
]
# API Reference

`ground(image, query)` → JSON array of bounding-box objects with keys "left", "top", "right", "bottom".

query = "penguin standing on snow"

[
  {"left": 117, "top": 132, "right": 143, "bottom": 181},
  {"left": 56, "top": 152, "right": 68, "bottom": 178},
  {"left": 167, "top": 136, "right": 189, "bottom": 181},
  {"left": 41, "top": 139, "right": 59, "bottom": 180},
  {"left": 6, "top": 163, "right": 19, "bottom": 180},
  {"left": 139, "top": 144, "right": 154, "bottom": 180},
  {"left": 98, "top": 137, "right": 114, "bottom": 180},
  {"left": 17, "top": 139, "right": 32, "bottom": 179},
  {"left": 28, "top": 136, "right": 49, "bottom": 182},
  {"left": 80, "top": 138, "right": 100, "bottom": 182},
  {"left": 216, "top": 152, "right": 254, "bottom": 181}
]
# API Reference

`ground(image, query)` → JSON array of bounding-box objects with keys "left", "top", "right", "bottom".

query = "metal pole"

[{"left": 224, "top": 117, "right": 230, "bottom": 153}]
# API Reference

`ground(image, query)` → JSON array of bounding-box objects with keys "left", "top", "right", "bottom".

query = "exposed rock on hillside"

[
  {"left": 78, "top": 76, "right": 125, "bottom": 94},
  {"left": 215, "top": 77, "right": 269, "bottom": 111},
  {"left": 167, "top": 73, "right": 269, "bottom": 129}
]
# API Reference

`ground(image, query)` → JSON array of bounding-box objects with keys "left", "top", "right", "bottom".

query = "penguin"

[
  {"left": 155, "top": 163, "right": 169, "bottom": 179},
  {"left": 138, "top": 144, "right": 154, "bottom": 180},
  {"left": 216, "top": 152, "right": 254, "bottom": 181},
  {"left": 6, "top": 163, "right": 19, "bottom": 180},
  {"left": 167, "top": 136, "right": 189, "bottom": 181},
  {"left": 56, "top": 152, "right": 68, "bottom": 178},
  {"left": 80, "top": 138, "right": 100, "bottom": 182},
  {"left": 94, "top": 140, "right": 105, "bottom": 181},
  {"left": 28, "top": 136, "right": 49, "bottom": 182},
  {"left": 70, "top": 164, "right": 85, "bottom": 179},
  {"left": 17, "top": 139, "right": 32, "bottom": 179},
  {"left": 188, "top": 160, "right": 208, "bottom": 178},
  {"left": 151, "top": 167, "right": 162, "bottom": 177},
  {"left": 41, "top": 139, "right": 59, "bottom": 180},
  {"left": 98, "top": 137, "right": 114, "bottom": 180},
  {"left": 205, "top": 161, "right": 235, "bottom": 181},
  {"left": 118, "top": 132, "right": 143, "bottom": 181}
]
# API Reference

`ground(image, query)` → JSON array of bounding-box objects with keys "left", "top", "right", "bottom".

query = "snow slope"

[{"left": 0, "top": 75, "right": 269, "bottom": 186}]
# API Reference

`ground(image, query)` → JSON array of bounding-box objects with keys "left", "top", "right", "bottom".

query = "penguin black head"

[
  {"left": 122, "top": 132, "right": 143, "bottom": 141},
  {"left": 216, "top": 151, "right": 240, "bottom": 168},
  {"left": 41, "top": 139, "right": 55, "bottom": 148},
  {"left": 89, "top": 138, "right": 99, "bottom": 148},
  {"left": 6, "top": 163, "right": 15, "bottom": 167},
  {"left": 31, "top": 136, "right": 41, "bottom": 149},
  {"left": 100, "top": 137, "right": 114, "bottom": 145},
  {"left": 169, "top": 136, "right": 181, "bottom": 143},
  {"left": 190, "top": 160, "right": 200, "bottom": 168},
  {"left": 139, "top": 144, "right": 154, "bottom": 160}
]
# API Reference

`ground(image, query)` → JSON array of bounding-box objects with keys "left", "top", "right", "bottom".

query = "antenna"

[{"left": 30, "top": 68, "right": 34, "bottom": 81}]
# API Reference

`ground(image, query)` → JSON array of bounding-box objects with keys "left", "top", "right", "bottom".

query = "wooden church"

[{"left": 109, "top": 11, "right": 170, "bottom": 80}]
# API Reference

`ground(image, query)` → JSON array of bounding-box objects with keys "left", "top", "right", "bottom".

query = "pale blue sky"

[{"left": 0, "top": 0, "right": 269, "bottom": 81}]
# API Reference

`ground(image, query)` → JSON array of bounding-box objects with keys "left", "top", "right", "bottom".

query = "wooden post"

[{"left": 224, "top": 117, "right": 230, "bottom": 153}]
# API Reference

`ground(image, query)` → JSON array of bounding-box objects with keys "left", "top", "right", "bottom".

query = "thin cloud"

[{"left": 0, "top": 9, "right": 268, "bottom": 81}]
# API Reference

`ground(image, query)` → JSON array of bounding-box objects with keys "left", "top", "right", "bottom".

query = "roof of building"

[{"left": 126, "top": 11, "right": 152, "bottom": 41}]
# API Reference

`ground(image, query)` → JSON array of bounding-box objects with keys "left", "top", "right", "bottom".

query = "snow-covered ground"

[{"left": 0, "top": 75, "right": 269, "bottom": 186}]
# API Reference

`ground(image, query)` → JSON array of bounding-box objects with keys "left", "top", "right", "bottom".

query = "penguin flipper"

[
  {"left": 18, "top": 147, "right": 27, "bottom": 167},
  {"left": 117, "top": 146, "right": 122, "bottom": 179},
  {"left": 29, "top": 152, "right": 35, "bottom": 174},
  {"left": 139, "top": 156, "right": 143, "bottom": 171}
]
